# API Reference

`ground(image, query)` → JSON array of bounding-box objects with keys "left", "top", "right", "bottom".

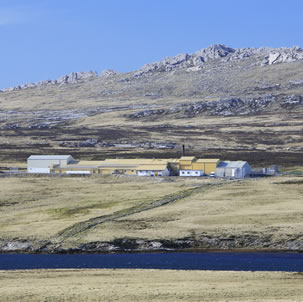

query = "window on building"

[
  {"left": 187, "top": 172, "right": 190, "bottom": 174},
  {"left": 195, "top": 171, "right": 198, "bottom": 174}
]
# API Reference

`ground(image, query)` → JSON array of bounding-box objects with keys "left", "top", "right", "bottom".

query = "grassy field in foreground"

[
  {"left": 0, "top": 269, "right": 302, "bottom": 302},
  {"left": 0, "top": 175, "right": 206, "bottom": 240},
  {"left": 81, "top": 176, "right": 303, "bottom": 244},
  {"left": 0, "top": 175, "right": 302, "bottom": 249}
]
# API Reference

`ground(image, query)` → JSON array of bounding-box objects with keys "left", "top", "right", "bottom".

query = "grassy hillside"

[{"left": 0, "top": 175, "right": 302, "bottom": 252}]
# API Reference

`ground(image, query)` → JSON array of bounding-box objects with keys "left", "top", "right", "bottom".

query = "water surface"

[{"left": 0, "top": 252, "right": 302, "bottom": 271}]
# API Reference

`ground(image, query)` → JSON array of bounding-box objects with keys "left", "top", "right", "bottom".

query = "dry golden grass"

[
  {"left": 81, "top": 176, "right": 303, "bottom": 243},
  {"left": 0, "top": 175, "right": 211, "bottom": 240},
  {"left": 0, "top": 175, "right": 302, "bottom": 247},
  {"left": 0, "top": 269, "right": 302, "bottom": 302}
]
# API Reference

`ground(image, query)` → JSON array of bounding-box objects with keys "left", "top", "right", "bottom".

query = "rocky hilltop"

[
  {"left": 2, "top": 44, "right": 303, "bottom": 92},
  {"left": 135, "top": 44, "right": 303, "bottom": 76}
]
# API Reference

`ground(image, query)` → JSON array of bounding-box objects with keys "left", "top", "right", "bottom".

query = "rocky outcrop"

[
  {"left": 266, "top": 46, "right": 303, "bottom": 65},
  {"left": 59, "top": 139, "right": 99, "bottom": 148},
  {"left": 134, "top": 44, "right": 234, "bottom": 76},
  {"left": 128, "top": 94, "right": 303, "bottom": 119},
  {"left": 134, "top": 53, "right": 190, "bottom": 76},
  {"left": 281, "top": 94, "right": 303, "bottom": 107},
  {"left": 183, "top": 95, "right": 276, "bottom": 116},
  {"left": 288, "top": 79, "right": 303, "bottom": 87},
  {"left": 2, "top": 71, "right": 98, "bottom": 92},
  {"left": 128, "top": 94, "right": 297, "bottom": 118},
  {"left": 193, "top": 44, "right": 235, "bottom": 61},
  {"left": 133, "top": 44, "right": 303, "bottom": 77},
  {"left": 100, "top": 69, "right": 120, "bottom": 79},
  {"left": 128, "top": 109, "right": 166, "bottom": 118},
  {"left": 1, "top": 233, "right": 302, "bottom": 253},
  {"left": 74, "top": 234, "right": 303, "bottom": 252},
  {"left": 56, "top": 71, "right": 97, "bottom": 85},
  {"left": 102, "top": 141, "right": 177, "bottom": 149},
  {"left": 0, "top": 239, "right": 36, "bottom": 252}
]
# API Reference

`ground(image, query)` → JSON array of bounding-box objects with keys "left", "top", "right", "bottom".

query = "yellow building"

[
  {"left": 51, "top": 158, "right": 171, "bottom": 176},
  {"left": 48, "top": 156, "right": 220, "bottom": 177},
  {"left": 178, "top": 156, "right": 196, "bottom": 170},
  {"left": 50, "top": 161, "right": 104, "bottom": 175},
  {"left": 99, "top": 159, "right": 139, "bottom": 175},
  {"left": 101, "top": 158, "right": 170, "bottom": 176},
  {"left": 192, "top": 159, "right": 220, "bottom": 174}
]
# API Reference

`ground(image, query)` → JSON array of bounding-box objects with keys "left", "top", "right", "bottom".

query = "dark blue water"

[{"left": 0, "top": 252, "right": 302, "bottom": 271}]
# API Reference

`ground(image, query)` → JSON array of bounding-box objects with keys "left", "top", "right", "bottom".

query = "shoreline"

[
  {"left": 1, "top": 235, "right": 303, "bottom": 255},
  {"left": 1, "top": 247, "right": 302, "bottom": 255}
]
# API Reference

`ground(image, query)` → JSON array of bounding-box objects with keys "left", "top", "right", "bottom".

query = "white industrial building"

[
  {"left": 179, "top": 170, "right": 204, "bottom": 177},
  {"left": 216, "top": 161, "right": 252, "bottom": 179},
  {"left": 27, "top": 155, "right": 76, "bottom": 173}
]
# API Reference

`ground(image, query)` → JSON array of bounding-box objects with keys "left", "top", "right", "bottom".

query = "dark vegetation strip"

[{"left": 274, "top": 179, "right": 303, "bottom": 185}]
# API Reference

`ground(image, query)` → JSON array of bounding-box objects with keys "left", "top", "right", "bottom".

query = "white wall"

[
  {"left": 27, "top": 167, "right": 50, "bottom": 174},
  {"left": 179, "top": 170, "right": 204, "bottom": 177},
  {"left": 27, "top": 156, "right": 76, "bottom": 174},
  {"left": 137, "top": 168, "right": 169, "bottom": 177},
  {"left": 66, "top": 171, "right": 91, "bottom": 174}
]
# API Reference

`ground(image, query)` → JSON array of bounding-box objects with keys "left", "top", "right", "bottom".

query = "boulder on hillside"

[
  {"left": 57, "top": 71, "right": 98, "bottom": 84},
  {"left": 100, "top": 69, "right": 120, "bottom": 78}
]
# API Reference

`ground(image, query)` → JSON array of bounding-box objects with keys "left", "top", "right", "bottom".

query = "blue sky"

[{"left": 1, "top": 0, "right": 303, "bottom": 88}]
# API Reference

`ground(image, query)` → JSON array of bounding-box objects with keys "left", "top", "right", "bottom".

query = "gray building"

[
  {"left": 262, "top": 165, "right": 279, "bottom": 175},
  {"left": 27, "top": 155, "right": 76, "bottom": 173},
  {"left": 216, "top": 161, "right": 252, "bottom": 179}
]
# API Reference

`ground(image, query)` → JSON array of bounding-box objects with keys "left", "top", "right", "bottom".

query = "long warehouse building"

[{"left": 27, "top": 155, "right": 76, "bottom": 173}]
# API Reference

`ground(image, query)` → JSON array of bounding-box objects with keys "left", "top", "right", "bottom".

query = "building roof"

[
  {"left": 167, "top": 159, "right": 178, "bottom": 163},
  {"left": 104, "top": 158, "right": 169, "bottom": 165},
  {"left": 28, "top": 155, "right": 73, "bottom": 160},
  {"left": 179, "top": 169, "right": 203, "bottom": 172},
  {"left": 59, "top": 162, "right": 102, "bottom": 169},
  {"left": 76, "top": 161, "right": 103, "bottom": 165},
  {"left": 217, "top": 161, "right": 249, "bottom": 168},
  {"left": 136, "top": 164, "right": 168, "bottom": 171},
  {"left": 196, "top": 158, "right": 220, "bottom": 163},
  {"left": 179, "top": 156, "right": 196, "bottom": 161},
  {"left": 100, "top": 164, "right": 138, "bottom": 168}
]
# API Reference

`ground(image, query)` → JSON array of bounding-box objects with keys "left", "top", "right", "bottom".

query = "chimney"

[{"left": 182, "top": 145, "right": 185, "bottom": 156}]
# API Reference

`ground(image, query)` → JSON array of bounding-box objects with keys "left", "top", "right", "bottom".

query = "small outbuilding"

[
  {"left": 216, "top": 161, "right": 252, "bottom": 179},
  {"left": 262, "top": 165, "right": 279, "bottom": 176}
]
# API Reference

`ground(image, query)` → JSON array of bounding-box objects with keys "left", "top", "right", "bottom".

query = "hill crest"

[{"left": 2, "top": 44, "right": 303, "bottom": 92}]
